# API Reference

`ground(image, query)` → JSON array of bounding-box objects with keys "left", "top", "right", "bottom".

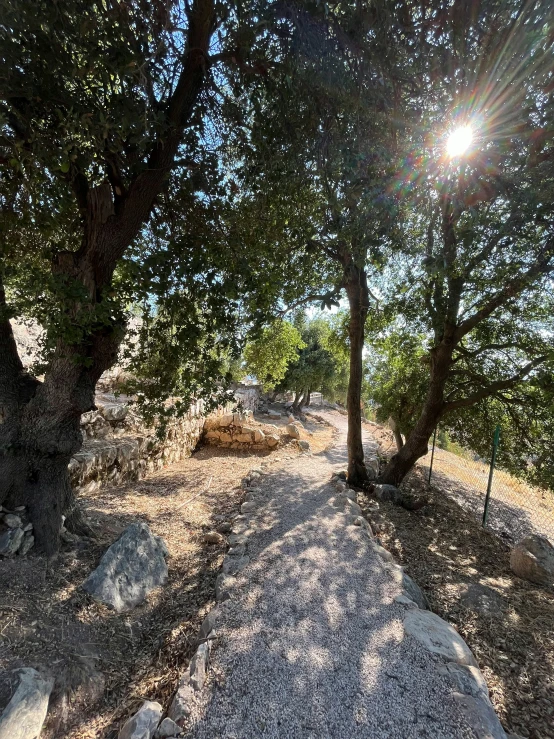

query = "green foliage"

[
  {"left": 365, "top": 330, "right": 429, "bottom": 438},
  {"left": 243, "top": 321, "right": 304, "bottom": 391}
]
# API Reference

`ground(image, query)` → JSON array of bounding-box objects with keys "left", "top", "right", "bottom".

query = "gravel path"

[{"left": 185, "top": 412, "right": 476, "bottom": 738}]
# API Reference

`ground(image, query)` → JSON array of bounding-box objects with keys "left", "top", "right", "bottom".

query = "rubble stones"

[{"left": 118, "top": 700, "right": 163, "bottom": 739}]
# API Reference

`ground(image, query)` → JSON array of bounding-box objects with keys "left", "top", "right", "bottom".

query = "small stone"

[
  {"left": 189, "top": 642, "right": 209, "bottom": 691},
  {"left": 155, "top": 717, "right": 181, "bottom": 738},
  {"left": 22, "top": 523, "right": 33, "bottom": 533},
  {"left": 0, "top": 667, "right": 54, "bottom": 739},
  {"left": 401, "top": 572, "right": 429, "bottom": 610},
  {"left": 203, "top": 531, "right": 224, "bottom": 545},
  {"left": 222, "top": 555, "right": 250, "bottom": 575},
  {"left": 118, "top": 700, "right": 162, "bottom": 739},
  {"left": 198, "top": 607, "right": 219, "bottom": 641},
  {"left": 253, "top": 429, "right": 265, "bottom": 443},
  {"left": 285, "top": 423, "right": 301, "bottom": 439},
  {"left": 14, "top": 506, "right": 26, "bottom": 512},
  {"left": 228, "top": 543, "right": 246, "bottom": 557},
  {"left": 0, "top": 528, "right": 24, "bottom": 556},
  {"left": 241, "top": 501, "right": 256, "bottom": 514},
  {"left": 404, "top": 609, "right": 476, "bottom": 666},
  {"left": 168, "top": 676, "right": 194, "bottom": 726},
  {"left": 3, "top": 514, "right": 22, "bottom": 528},
  {"left": 298, "top": 440, "right": 310, "bottom": 451},
  {"left": 266, "top": 434, "right": 279, "bottom": 447},
  {"left": 18, "top": 535, "right": 35, "bottom": 557},
  {"left": 216, "top": 521, "right": 232, "bottom": 534},
  {"left": 215, "top": 573, "right": 233, "bottom": 602},
  {"left": 510, "top": 534, "right": 554, "bottom": 586}
]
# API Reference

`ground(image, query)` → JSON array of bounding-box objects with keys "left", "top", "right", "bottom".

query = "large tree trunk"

[
  {"left": 292, "top": 389, "right": 303, "bottom": 411},
  {"left": 378, "top": 342, "right": 454, "bottom": 486},
  {"left": 304, "top": 388, "right": 311, "bottom": 407},
  {"left": 0, "top": 0, "right": 216, "bottom": 555},
  {"left": 345, "top": 265, "right": 370, "bottom": 486}
]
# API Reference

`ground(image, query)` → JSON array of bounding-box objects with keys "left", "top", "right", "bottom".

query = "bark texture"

[{"left": 345, "top": 265, "right": 370, "bottom": 486}]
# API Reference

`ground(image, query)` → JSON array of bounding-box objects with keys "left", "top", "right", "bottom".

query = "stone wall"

[{"left": 70, "top": 386, "right": 260, "bottom": 498}]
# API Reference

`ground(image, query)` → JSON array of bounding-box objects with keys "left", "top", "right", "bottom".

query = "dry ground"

[
  {"left": 363, "top": 421, "right": 554, "bottom": 739},
  {"left": 0, "top": 412, "right": 333, "bottom": 738}
]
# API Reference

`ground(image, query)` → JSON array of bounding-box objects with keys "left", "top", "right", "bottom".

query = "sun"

[{"left": 446, "top": 125, "right": 473, "bottom": 158}]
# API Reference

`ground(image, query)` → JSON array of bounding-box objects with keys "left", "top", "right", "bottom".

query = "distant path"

[{"left": 185, "top": 410, "right": 475, "bottom": 738}]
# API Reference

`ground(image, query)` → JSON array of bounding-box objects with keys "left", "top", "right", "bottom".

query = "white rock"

[
  {"left": 510, "top": 534, "right": 554, "bottom": 586},
  {"left": 118, "top": 700, "right": 162, "bottom": 739},
  {"left": 253, "top": 429, "right": 265, "bottom": 443},
  {"left": 0, "top": 668, "right": 54, "bottom": 739},
  {"left": 266, "top": 434, "right": 279, "bottom": 447},
  {"left": 404, "top": 609, "right": 476, "bottom": 666},
  {"left": 371, "top": 542, "right": 395, "bottom": 563},
  {"left": 101, "top": 403, "right": 128, "bottom": 422},
  {"left": 241, "top": 501, "right": 256, "bottom": 514},
  {"left": 394, "top": 594, "right": 418, "bottom": 608},
  {"left": 215, "top": 573, "right": 234, "bottom": 602},
  {"left": 285, "top": 423, "right": 301, "bottom": 439},
  {"left": 198, "top": 607, "right": 220, "bottom": 641},
  {"left": 82, "top": 523, "right": 168, "bottom": 612},
  {"left": 189, "top": 642, "right": 210, "bottom": 690},
  {"left": 168, "top": 675, "right": 194, "bottom": 725}
]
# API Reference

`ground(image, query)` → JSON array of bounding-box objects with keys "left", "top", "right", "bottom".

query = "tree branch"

[{"left": 442, "top": 356, "right": 548, "bottom": 413}]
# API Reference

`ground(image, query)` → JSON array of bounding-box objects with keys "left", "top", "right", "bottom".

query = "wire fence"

[{"left": 423, "top": 427, "right": 554, "bottom": 545}]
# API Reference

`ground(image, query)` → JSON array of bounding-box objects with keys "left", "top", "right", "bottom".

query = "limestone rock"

[
  {"left": 374, "top": 484, "right": 402, "bottom": 504},
  {"left": 101, "top": 403, "right": 128, "bottom": 422},
  {"left": 404, "top": 609, "right": 476, "bottom": 666},
  {"left": 298, "top": 440, "right": 310, "bottom": 451},
  {"left": 510, "top": 534, "right": 554, "bottom": 586},
  {"left": 198, "top": 607, "right": 219, "bottom": 641},
  {"left": 240, "top": 501, "right": 256, "bottom": 514},
  {"left": 236, "top": 433, "right": 253, "bottom": 443},
  {"left": 118, "top": 700, "right": 162, "bottom": 739},
  {"left": 219, "top": 432, "right": 232, "bottom": 443},
  {"left": 285, "top": 423, "right": 301, "bottom": 439},
  {"left": 266, "top": 434, "right": 279, "bottom": 448},
  {"left": 452, "top": 692, "right": 507, "bottom": 739},
  {"left": 19, "top": 535, "right": 35, "bottom": 557},
  {"left": 253, "top": 429, "right": 265, "bottom": 443},
  {"left": 0, "top": 528, "right": 24, "bottom": 556},
  {"left": 82, "top": 523, "right": 168, "bottom": 612},
  {"left": 216, "top": 521, "right": 232, "bottom": 534},
  {"left": 3, "top": 514, "right": 22, "bottom": 528},
  {"left": 401, "top": 572, "right": 429, "bottom": 610},
  {"left": 394, "top": 594, "right": 418, "bottom": 608},
  {"left": 168, "top": 675, "right": 194, "bottom": 726},
  {"left": 189, "top": 642, "right": 210, "bottom": 690},
  {"left": 155, "top": 717, "right": 181, "bottom": 738},
  {"left": 0, "top": 667, "right": 54, "bottom": 739}
]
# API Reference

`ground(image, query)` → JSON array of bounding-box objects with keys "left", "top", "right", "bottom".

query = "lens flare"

[{"left": 446, "top": 125, "right": 473, "bottom": 157}]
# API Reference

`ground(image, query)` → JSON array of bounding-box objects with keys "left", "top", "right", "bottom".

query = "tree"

[
  {"left": 0, "top": 0, "right": 307, "bottom": 552},
  {"left": 243, "top": 321, "right": 304, "bottom": 391},
  {"left": 373, "top": 0, "right": 554, "bottom": 485}
]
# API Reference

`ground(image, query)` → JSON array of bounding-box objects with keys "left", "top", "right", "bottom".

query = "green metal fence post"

[
  {"left": 428, "top": 426, "right": 438, "bottom": 484},
  {"left": 482, "top": 424, "right": 501, "bottom": 527}
]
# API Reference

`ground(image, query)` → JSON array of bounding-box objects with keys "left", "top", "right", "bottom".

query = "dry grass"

[{"left": 0, "top": 413, "right": 333, "bottom": 738}]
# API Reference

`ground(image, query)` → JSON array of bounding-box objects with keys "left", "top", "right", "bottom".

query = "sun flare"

[{"left": 446, "top": 125, "right": 473, "bottom": 158}]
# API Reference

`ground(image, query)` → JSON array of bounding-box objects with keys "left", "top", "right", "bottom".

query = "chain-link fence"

[{"left": 423, "top": 427, "right": 554, "bottom": 545}]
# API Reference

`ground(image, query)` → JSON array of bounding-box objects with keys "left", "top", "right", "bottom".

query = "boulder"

[
  {"left": 203, "top": 531, "right": 224, "bottom": 545},
  {"left": 82, "top": 523, "right": 168, "bottom": 612},
  {"left": 266, "top": 434, "right": 279, "bottom": 447},
  {"left": 118, "top": 700, "right": 162, "bottom": 739},
  {"left": 0, "top": 668, "right": 54, "bottom": 739},
  {"left": 510, "top": 535, "right": 554, "bottom": 586},
  {"left": 285, "top": 423, "right": 301, "bottom": 439},
  {"left": 374, "top": 484, "right": 402, "bottom": 504},
  {"left": 404, "top": 610, "right": 476, "bottom": 666}
]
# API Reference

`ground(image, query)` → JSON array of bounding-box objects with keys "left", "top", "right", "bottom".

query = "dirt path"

[{"left": 184, "top": 412, "right": 479, "bottom": 738}]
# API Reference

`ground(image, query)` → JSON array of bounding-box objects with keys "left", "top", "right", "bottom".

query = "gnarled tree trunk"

[
  {"left": 345, "top": 264, "right": 370, "bottom": 486},
  {"left": 378, "top": 341, "right": 454, "bottom": 486}
]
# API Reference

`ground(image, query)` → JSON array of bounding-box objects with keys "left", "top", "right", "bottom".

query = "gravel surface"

[{"left": 185, "top": 412, "right": 477, "bottom": 738}]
